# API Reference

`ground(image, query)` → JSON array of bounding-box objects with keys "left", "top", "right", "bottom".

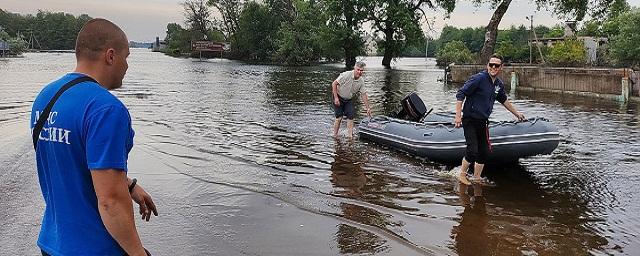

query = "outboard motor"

[{"left": 393, "top": 92, "right": 429, "bottom": 122}]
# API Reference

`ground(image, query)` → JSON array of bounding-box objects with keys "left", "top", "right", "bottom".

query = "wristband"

[{"left": 128, "top": 178, "right": 137, "bottom": 193}]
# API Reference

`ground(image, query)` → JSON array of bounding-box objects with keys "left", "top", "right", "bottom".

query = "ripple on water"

[{"left": 3, "top": 51, "right": 639, "bottom": 255}]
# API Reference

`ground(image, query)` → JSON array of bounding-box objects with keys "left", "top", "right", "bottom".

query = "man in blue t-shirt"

[
  {"left": 454, "top": 54, "right": 526, "bottom": 185},
  {"left": 31, "top": 18, "right": 157, "bottom": 256}
]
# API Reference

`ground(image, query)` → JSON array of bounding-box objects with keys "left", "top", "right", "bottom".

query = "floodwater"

[{"left": 1, "top": 49, "right": 639, "bottom": 255}]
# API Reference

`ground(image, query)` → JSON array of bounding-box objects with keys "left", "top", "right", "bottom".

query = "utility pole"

[
  {"left": 25, "top": 30, "right": 41, "bottom": 51},
  {"left": 527, "top": 15, "right": 533, "bottom": 64},
  {"left": 425, "top": 36, "right": 429, "bottom": 59},
  {"left": 526, "top": 15, "right": 545, "bottom": 64}
]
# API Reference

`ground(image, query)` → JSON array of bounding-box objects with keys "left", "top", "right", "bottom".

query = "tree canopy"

[
  {"left": 0, "top": 9, "right": 92, "bottom": 50},
  {"left": 369, "top": 0, "right": 455, "bottom": 68}
]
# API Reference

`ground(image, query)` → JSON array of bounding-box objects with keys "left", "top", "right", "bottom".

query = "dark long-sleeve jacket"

[{"left": 455, "top": 70, "right": 507, "bottom": 120}]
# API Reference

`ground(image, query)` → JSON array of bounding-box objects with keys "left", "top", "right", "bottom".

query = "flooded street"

[{"left": 1, "top": 49, "right": 639, "bottom": 255}]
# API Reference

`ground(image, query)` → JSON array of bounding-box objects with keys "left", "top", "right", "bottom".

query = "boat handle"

[{"left": 423, "top": 132, "right": 434, "bottom": 136}]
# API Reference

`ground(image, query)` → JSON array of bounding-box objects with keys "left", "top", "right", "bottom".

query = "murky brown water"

[{"left": 1, "top": 50, "right": 639, "bottom": 255}]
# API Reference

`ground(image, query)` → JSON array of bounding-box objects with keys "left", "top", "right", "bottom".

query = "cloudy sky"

[{"left": 3, "top": 0, "right": 639, "bottom": 42}]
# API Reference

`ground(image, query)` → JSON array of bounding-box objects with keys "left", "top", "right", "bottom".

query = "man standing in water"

[
  {"left": 332, "top": 61, "right": 372, "bottom": 138},
  {"left": 31, "top": 18, "right": 157, "bottom": 255},
  {"left": 454, "top": 54, "right": 525, "bottom": 185}
]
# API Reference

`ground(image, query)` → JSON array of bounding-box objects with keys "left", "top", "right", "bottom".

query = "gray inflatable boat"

[{"left": 358, "top": 93, "right": 560, "bottom": 164}]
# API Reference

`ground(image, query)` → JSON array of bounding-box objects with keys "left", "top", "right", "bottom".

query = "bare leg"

[
  {"left": 458, "top": 182, "right": 470, "bottom": 205},
  {"left": 457, "top": 158, "right": 472, "bottom": 185},
  {"left": 473, "top": 163, "right": 484, "bottom": 181},
  {"left": 472, "top": 183, "right": 483, "bottom": 197},
  {"left": 333, "top": 117, "right": 342, "bottom": 137},
  {"left": 346, "top": 119, "right": 354, "bottom": 138}
]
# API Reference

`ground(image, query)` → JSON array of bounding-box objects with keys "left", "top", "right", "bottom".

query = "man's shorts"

[{"left": 334, "top": 96, "right": 355, "bottom": 120}]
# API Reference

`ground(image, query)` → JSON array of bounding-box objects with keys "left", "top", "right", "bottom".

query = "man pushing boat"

[
  {"left": 454, "top": 54, "right": 526, "bottom": 185},
  {"left": 332, "top": 61, "right": 372, "bottom": 138}
]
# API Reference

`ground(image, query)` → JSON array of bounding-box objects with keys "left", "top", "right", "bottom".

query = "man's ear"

[{"left": 105, "top": 48, "right": 115, "bottom": 65}]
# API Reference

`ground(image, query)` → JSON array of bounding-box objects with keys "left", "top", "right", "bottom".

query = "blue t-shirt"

[
  {"left": 30, "top": 73, "right": 134, "bottom": 255},
  {"left": 455, "top": 70, "right": 508, "bottom": 120}
]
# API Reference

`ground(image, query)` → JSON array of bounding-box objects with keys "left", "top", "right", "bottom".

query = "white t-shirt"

[{"left": 336, "top": 70, "right": 365, "bottom": 100}]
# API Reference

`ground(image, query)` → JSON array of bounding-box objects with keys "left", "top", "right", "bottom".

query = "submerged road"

[{"left": 1, "top": 50, "right": 639, "bottom": 255}]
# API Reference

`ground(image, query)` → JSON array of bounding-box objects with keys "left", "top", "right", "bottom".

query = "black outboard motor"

[{"left": 393, "top": 92, "right": 429, "bottom": 122}]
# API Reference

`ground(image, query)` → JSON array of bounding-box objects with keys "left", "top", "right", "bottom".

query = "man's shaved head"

[{"left": 75, "top": 18, "right": 128, "bottom": 61}]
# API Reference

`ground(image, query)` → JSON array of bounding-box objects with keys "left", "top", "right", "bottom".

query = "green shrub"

[
  {"left": 436, "top": 40, "right": 474, "bottom": 66},
  {"left": 547, "top": 39, "right": 586, "bottom": 66},
  {"left": 7, "top": 37, "right": 27, "bottom": 55},
  {"left": 608, "top": 8, "right": 640, "bottom": 68}
]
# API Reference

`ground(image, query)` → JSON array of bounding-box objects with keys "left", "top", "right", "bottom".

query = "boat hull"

[{"left": 358, "top": 115, "right": 560, "bottom": 164}]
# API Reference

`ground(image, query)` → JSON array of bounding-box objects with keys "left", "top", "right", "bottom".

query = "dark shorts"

[
  {"left": 333, "top": 96, "right": 355, "bottom": 120},
  {"left": 462, "top": 118, "right": 490, "bottom": 164}
]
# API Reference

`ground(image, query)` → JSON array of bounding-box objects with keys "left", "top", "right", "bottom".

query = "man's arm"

[
  {"left": 332, "top": 80, "right": 340, "bottom": 106},
  {"left": 361, "top": 92, "right": 371, "bottom": 117},
  {"left": 454, "top": 74, "right": 481, "bottom": 128},
  {"left": 92, "top": 169, "right": 147, "bottom": 256},
  {"left": 454, "top": 100, "right": 463, "bottom": 128},
  {"left": 502, "top": 100, "right": 525, "bottom": 121}
]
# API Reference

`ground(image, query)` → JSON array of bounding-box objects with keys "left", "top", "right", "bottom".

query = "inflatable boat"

[{"left": 358, "top": 93, "right": 560, "bottom": 164}]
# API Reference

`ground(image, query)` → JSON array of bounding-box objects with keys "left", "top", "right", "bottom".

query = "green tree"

[
  {"left": 578, "top": 20, "right": 603, "bottom": 37},
  {"left": 543, "top": 25, "right": 564, "bottom": 38},
  {"left": 274, "top": 0, "right": 326, "bottom": 65},
  {"left": 476, "top": 0, "right": 616, "bottom": 64},
  {"left": 183, "top": 0, "right": 214, "bottom": 40},
  {"left": 0, "top": 10, "right": 93, "bottom": 50},
  {"left": 164, "top": 23, "right": 193, "bottom": 55},
  {"left": 607, "top": 8, "right": 640, "bottom": 68},
  {"left": 606, "top": 0, "right": 631, "bottom": 20},
  {"left": 232, "top": 1, "right": 280, "bottom": 61},
  {"left": 0, "top": 26, "right": 9, "bottom": 40},
  {"left": 324, "top": 0, "right": 371, "bottom": 68},
  {"left": 400, "top": 34, "right": 428, "bottom": 57},
  {"left": 7, "top": 37, "right": 28, "bottom": 55},
  {"left": 266, "top": 0, "right": 296, "bottom": 23},
  {"left": 436, "top": 40, "right": 474, "bottom": 66},
  {"left": 433, "top": 26, "right": 484, "bottom": 55},
  {"left": 0, "top": 9, "right": 28, "bottom": 36},
  {"left": 547, "top": 39, "right": 586, "bottom": 66},
  {"left": 207, "top": 0, "right": 243, "bottom": 40},
  {"left": 370, "top": 0, "right": 455, "bottom": 68}
]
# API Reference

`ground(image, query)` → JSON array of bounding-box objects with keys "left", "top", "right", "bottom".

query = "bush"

[
  {"left": 436, "top": 40, "right": 474, "bottom": 66},
  {"left": 608, "top": 8, "right": 640, "bottom": 68},
  {"left": 495, "top": 41, "right": 531, "bottom": 63},
  {"left": 274, "top": 1, "right": 325, "bottom": 65},
  {"left": 231, "top": 2, "right": 280, "bottom": 61},
  {"left": 7, "top": 37, "right": 27, "bottom": 55},
  {"left": 547, "top": 39, "right": 586, "bottom": 66}
]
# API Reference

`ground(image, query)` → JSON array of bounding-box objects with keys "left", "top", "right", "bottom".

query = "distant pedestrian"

[
  {"left": 30, "top": 18, "right": 156, "bottom": 256},
  {"left": 331, "top": 61, "right": 372, "bottom": 138},
  {"left": 454, "top": 54, "right": 525, "bottom": 185}
]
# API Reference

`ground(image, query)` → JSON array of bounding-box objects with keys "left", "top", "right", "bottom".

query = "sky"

[{"left": 2, "top": 0, "right": 640, "bottom": 42}]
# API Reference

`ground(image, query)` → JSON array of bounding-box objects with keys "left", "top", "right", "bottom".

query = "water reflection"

[
  {"left": 335, "top": 223, "right": 389, "bottom": 254},
  {"left": 330, "top": 139, "right": 367, "bottom": 198},
  {"left": 517, "top": 90, "right": 640, "bottom": 116},
  {"left": 265, "top": 67, "right": 340, "bottom": 106},
  {"left": 449, "top": 165, "right": 610, "bottom": 255},
  {"left": 372, "top": 69, "right": 420, "bottom": 116},
  {"left": 2, "top": 52, "right": 638, "bottom": 255},
  {"left": 453, "top": 183, "right": 488, "bottom": 256},
  {"left": 330, "top": 139, "right": 401, "bottom": 254}
]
